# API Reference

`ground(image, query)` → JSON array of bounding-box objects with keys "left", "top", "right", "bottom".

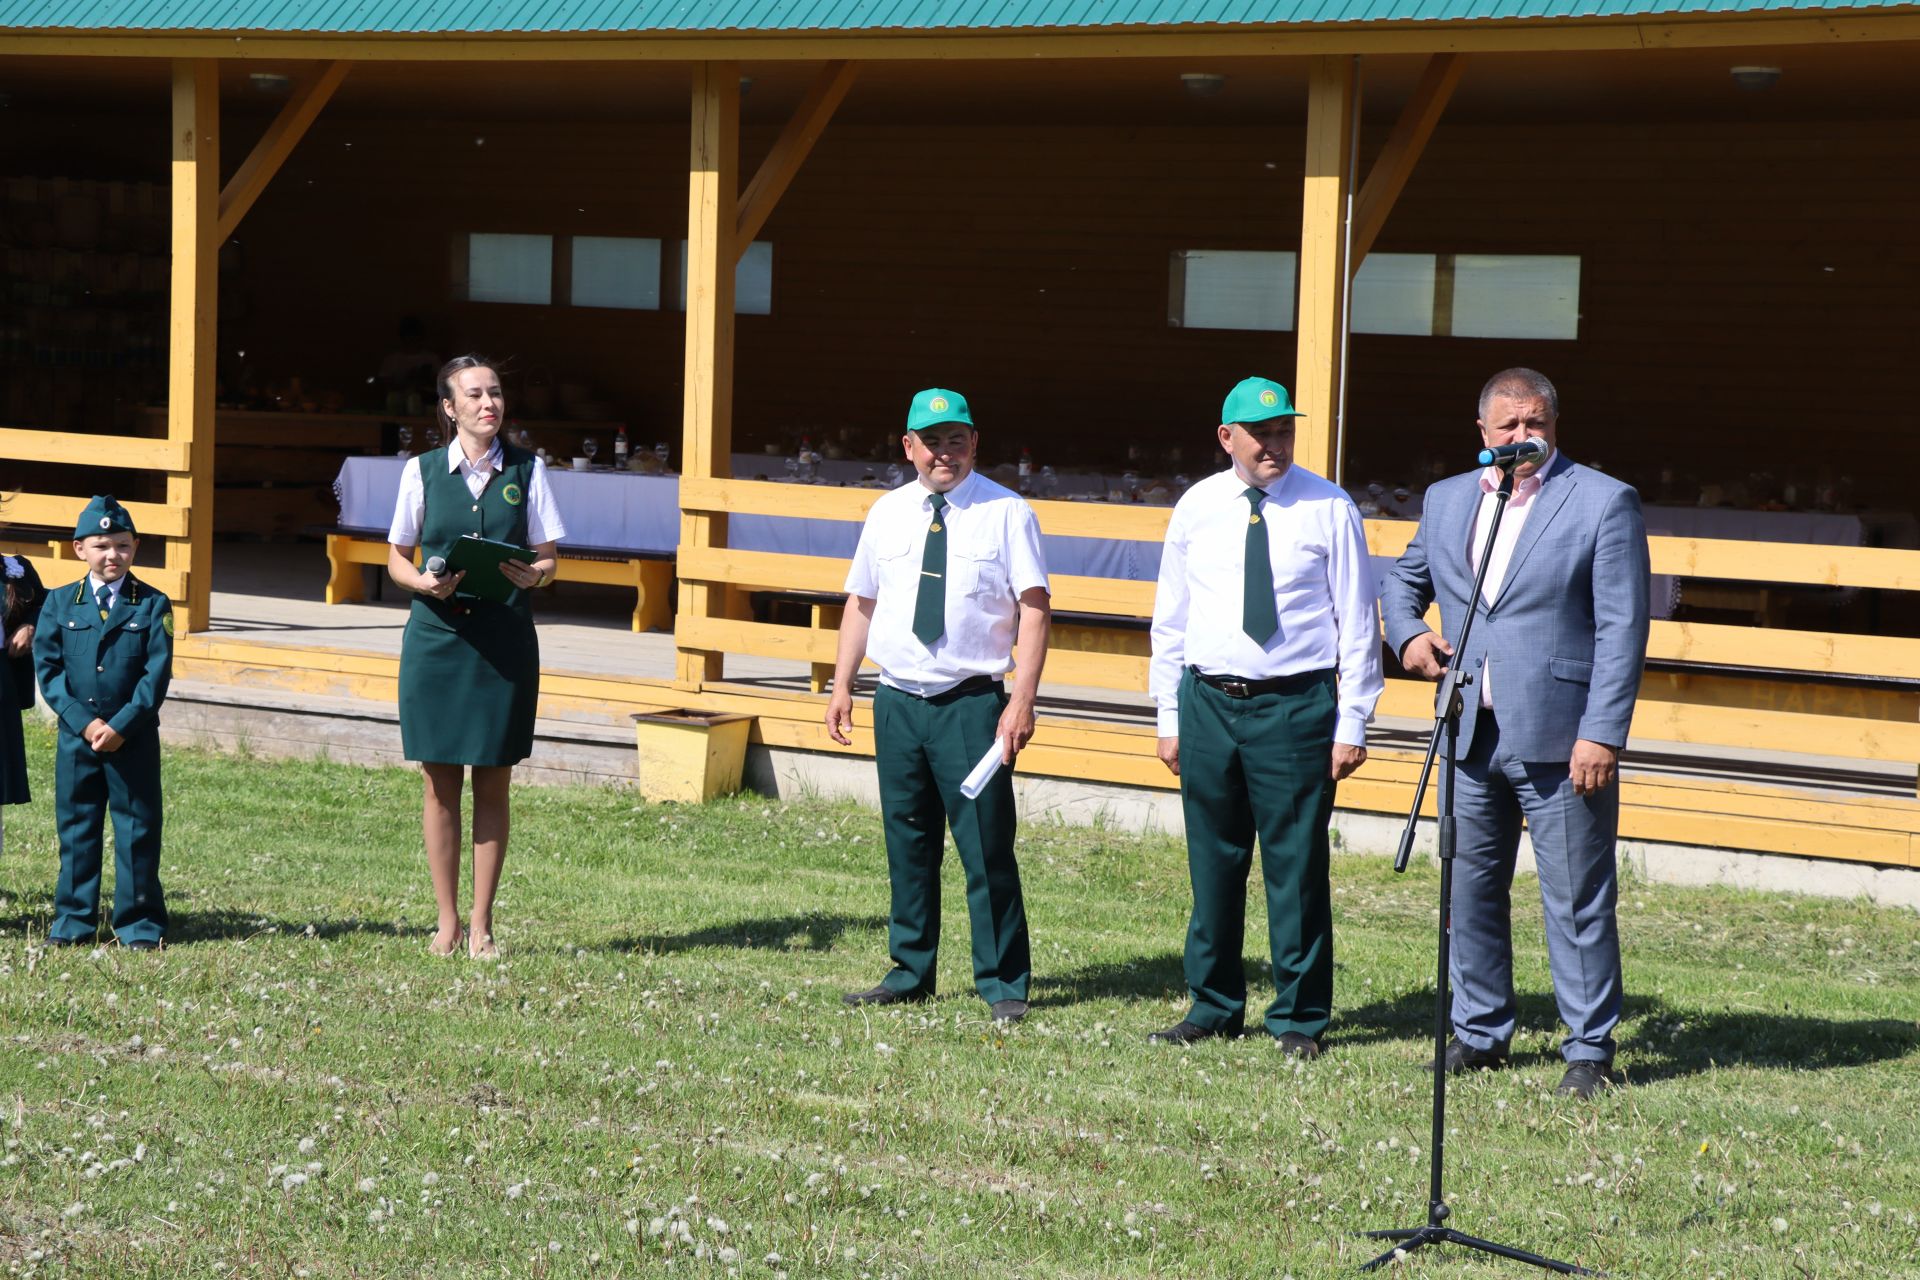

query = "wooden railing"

[
  {"left": 674, "top": 477, "right": 1920, "bottom": 867},
  {"left": 0, "top": 428, "right": 196, "bottom": 619}
]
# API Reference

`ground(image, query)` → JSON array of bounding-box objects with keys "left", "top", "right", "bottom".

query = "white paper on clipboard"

[{"left": 960, "top": 738, "right": 1010, "bottom": 800}]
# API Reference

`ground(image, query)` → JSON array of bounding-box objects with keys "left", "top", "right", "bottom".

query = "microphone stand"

[{"left": 1359, "top": 464, "right": 1596, "bottom": 1276}]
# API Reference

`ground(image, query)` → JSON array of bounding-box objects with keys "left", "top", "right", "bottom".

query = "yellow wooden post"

[
  {"left": 1293, "top": 56, "right": 1356, "bottom": 479},
  {"left": 167, "top": 60, "right": 218, "bottom": 633},
  {"left": 675, "top": 62, "right": 740, "bottom": 688}
]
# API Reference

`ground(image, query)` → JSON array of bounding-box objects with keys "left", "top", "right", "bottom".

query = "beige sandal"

[
  {"left": 468, "top": 932, "right": 499, "bottom": 960},
  {"left": 428, "top": 925, "right": 466, "bottom": 958}
]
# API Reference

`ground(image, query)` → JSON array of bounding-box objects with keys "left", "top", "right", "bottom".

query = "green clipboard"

[{"left": 445, "top": 534, "right": 535, "bottom": 603}]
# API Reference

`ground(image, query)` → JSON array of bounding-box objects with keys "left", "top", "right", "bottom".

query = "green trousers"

[
  {"left": 1177, "top": 667, "right": 1338, "bottom": 1039},
  {"left": 873, "top": 681, "right": 1030, "bottom": 1004},
  {"left": 52, "top": 729, "right": 166, "bottom": 945}
]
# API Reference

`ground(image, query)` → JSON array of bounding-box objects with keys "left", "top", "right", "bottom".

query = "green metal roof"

[{"left": 0, "top": 0, "right": 1900, "bottom": 34}]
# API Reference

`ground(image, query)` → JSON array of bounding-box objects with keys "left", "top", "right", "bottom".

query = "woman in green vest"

[{"left": 387, "top": 356, "right": 565, "bottom": 959}]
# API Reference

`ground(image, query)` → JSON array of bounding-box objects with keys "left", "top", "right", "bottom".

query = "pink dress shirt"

[{"left": 1467, "top": 454, "right": 1551, "bottom": 709}]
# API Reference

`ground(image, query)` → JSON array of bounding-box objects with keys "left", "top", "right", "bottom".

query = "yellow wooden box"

[{"left": 632, "top": 710, "right": 755, "bottom": 804}]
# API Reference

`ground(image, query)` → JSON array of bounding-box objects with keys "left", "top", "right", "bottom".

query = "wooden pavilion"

[{"left": 3, "top": 0, "right": 1919, "bottom": 873}]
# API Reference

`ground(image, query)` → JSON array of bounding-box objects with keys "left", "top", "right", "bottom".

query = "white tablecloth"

[
  {"left": 337, "top": 458, "right": 1868, "bottom": 619},
  {"left": 335, "top": 458, "right": 1165, "bottom": 585}
]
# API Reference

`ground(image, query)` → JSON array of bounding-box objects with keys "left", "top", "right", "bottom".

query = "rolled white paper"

[{"left": 960, "top": 737, "right": 1009, "bottom": 800}]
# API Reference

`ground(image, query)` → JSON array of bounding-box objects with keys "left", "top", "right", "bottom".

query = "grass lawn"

[{"left": 1, "top": 718, "right": 1917, "bottom": 1278}]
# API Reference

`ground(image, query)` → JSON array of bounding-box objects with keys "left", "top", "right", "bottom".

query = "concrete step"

[{"left": 162, "top": 679, "right": 638, "bottom": 788}]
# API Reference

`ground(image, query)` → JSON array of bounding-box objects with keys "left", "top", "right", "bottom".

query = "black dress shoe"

[
  {"left": 988, "top": 999, "right": 1029, "bottom": 1024},
  {"left": 1147, "top": 1019, "right": 1242, "bottom": 1046},
  {"left": 1555, "top": 1060, "right": 1613, "bottom": 1099},
  {"left": 122, "top": 938, "right": 162, "bottom": 952},
  {"left": 1435, "top": 1036, "right": 1510, "bottom": 1074},
  {"left": 1272, "top": 1031, "right": 1321, "bottom": 1060},
  {"left": 841, "top": 984, "right": 929, "bottom": 1008}
]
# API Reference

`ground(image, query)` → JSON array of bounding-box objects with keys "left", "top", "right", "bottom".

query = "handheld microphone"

[
  {"left": 1477, "top": 437, "right": 1548, "bottom": 468},
  {"left": 424, "top": 556, "right": 447, "bottom": 577}
]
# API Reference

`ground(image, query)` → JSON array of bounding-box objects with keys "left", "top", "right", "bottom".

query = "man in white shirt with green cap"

[
  {"left": 827, "top": 388, "right": 1052, "bottom": 1023},
  {"left": 1148, "top": 376, "right": 1383, "bottom": 1056}
]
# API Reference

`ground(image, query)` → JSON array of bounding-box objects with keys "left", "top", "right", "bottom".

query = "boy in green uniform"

[{"left": 34, "top": 495, "right": 174, "bottom": 950}]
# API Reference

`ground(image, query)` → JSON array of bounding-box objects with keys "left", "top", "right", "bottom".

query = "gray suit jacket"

[{"left": 1382, "top": 453, "right": 1650, "bottom": 763}]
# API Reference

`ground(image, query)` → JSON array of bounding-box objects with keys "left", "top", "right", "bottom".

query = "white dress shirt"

[
  {"left": 86, "top": 573, "right": 125, "bottom": 610},
  {"left": 844, "top": 469, "right": 1050, "bottom": 697},
  {"left": 1150, "top": 463, "right": 1384, "bottom": 746},
  {"left": 387, "top": 440, "right": 567, "bottom": 546},
  {"left": 1467, "top": 450, "right": 1555, "bottom": 709}
]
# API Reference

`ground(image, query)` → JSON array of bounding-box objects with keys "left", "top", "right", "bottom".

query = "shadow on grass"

[
  {"left": 0, "top": 900, "right": 410, "bottom": 947},
  {"left": 1626, "top": 1009, "right": 1919, "bottom": 1083},
  {"left": 167, "top": 910, "right": 411, "bottom": 945},
  {"left": 614, "top": 911, "right": 884, "bottom": 955},
  {"left": 1036, "top": 952, "right": 1188, "bottom": 1006},
  {"left": 1334, "top": 987, "right": 1919, "bottom": 1082},
  {"left": 0, "top": 890, "right": 57, "bottom": 936}
]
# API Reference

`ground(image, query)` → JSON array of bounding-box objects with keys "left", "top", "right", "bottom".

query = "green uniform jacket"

[{"left": 34, "top": 574, "right": 174, "bottom": 742}]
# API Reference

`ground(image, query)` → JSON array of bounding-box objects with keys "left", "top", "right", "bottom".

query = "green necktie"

[
  {"left": 912, "top": 491, "right": 948, "bottom": 645},
  {"left": 1243, "top": 486, "right": 1278, "bottom": 646}
]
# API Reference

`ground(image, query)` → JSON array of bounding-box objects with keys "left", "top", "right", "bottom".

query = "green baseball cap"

[
  {"left": 74, "top": 493, "right": 137, "bottom": 540},
  {"left": 1221, "top": 376, "right": 1304, "bottom": 426},
  {"left": 906, "top": 388, "right": 974, "bottom": 435}
]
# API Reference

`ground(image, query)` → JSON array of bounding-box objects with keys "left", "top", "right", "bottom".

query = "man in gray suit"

[{"left": 1383, "top": 368, "right": 1650, "bottom": 1099}]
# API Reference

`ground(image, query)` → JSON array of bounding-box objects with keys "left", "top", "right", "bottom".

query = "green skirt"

[{"left": 398, "top": 597, "right": 540, "bottom": 767}]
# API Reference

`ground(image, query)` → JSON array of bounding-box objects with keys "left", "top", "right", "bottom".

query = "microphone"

[
  {"left": 424, "top": 556, "right": 447, "bottom": 577},
  {"left": 1477, "top": 437, "right": 1548, "bottom": 468}
]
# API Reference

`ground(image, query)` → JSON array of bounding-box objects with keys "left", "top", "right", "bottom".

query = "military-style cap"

[
  {"left": 74, "top": 494, "right": 137, "bottom": 540},
  {"left": 1221, "top": 377, "right": 1304, "bottom": 427},
  {"left": 906, "top": 388, "right": 974, "bottom": 435}
]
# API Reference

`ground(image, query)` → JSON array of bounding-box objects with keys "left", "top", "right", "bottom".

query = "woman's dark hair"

[{"left": 434, "top": 354, "right": 501, "bottom": 444}]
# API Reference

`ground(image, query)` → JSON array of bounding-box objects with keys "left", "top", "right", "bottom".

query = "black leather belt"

[
  {"left": 905, "top": 674, "right": 1002, "bottom": 702},
  {"left": 1189, "top": 666, "right": 1333, "bottom": 699}
]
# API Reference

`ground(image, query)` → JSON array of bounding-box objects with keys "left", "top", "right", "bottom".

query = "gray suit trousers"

[{"left": 1444, "top": 715, "right": 1622, "bottom": 1065}]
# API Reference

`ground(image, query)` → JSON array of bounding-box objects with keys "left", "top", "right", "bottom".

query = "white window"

[
  {"left": 572, "top": 236, "right": 662, "bottom": 310},
  {"left": 466, "top": 233, "right": 552, "bottom": 305},
  {"left": 1166, "top": 249, "right": 1581, "bottom": 340},
  {"left": 1451, "top": 254, "right": 1581, "bottom": 340},
  {"left": 1351, "top": 253, "right": 1436, "bottom": 337},
  {"left": 678, "top": 240, "right": 774, "bottom": 315},
  {"left": 1170, "top": 249, "right": 1296, "bottom": 332}
]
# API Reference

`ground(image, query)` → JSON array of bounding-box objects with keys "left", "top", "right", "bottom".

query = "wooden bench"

[{"left": 320, "top": 528, "right": 674, "bottom": 633}]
